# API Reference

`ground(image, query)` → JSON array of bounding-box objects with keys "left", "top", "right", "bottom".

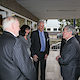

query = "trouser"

[{"left": 34, "top": 59, "right": 46, "bottom": 80}]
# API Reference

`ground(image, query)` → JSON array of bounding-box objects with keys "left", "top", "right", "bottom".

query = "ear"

[
  {"left": 70, "top": 31, "right": 73, "bottom": 35},
  {"left": 11, "top": 22, "right": 15, "bottom": 30}
]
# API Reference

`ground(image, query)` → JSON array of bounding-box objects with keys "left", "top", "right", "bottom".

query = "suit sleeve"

[
  {"left": 45, "top": 32, "right": 50, "bottom": 55},
  {"left": 12, "top": 39, "right": 36, "bottom": 80},
  {"left": 30, "top": 32, "right": 36, "bottom": 57},
  {"left": 58, "top": 44, "right": 76, "bottom": 65}
]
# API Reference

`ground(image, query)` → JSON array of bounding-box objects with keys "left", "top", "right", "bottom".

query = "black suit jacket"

[
  {"left": 0, "top": 31, "right": 36, "bottom": 80},
  {"left": 58, "top": 37, "right": 80, "bottom": 80},
  {"left": 31, "top": 30, "right": 50, "bottom": 60}
]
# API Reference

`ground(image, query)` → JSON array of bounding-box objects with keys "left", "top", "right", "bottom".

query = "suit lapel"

[{"left": 37, "top": 30, "right": 41, "bottom": 47}]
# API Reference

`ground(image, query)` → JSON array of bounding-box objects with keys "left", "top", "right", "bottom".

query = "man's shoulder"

[
  {"left": 44, "top": 31, "right": 48, "bottom": 33},
  {"left": 31, "top": 30, "right": 38, "bottom": 35},
  {"left": 32, "top": 30, "right": 38, "bottom": 33},
  {"left": 15, "top": 37, "right": 24, "bottom": 44},
  {"left": 1, "top": 32, "right": 16, "bottom": 43},
  {"left": 44, "top": 31, "right": 48, "bottom": 36},
  {"left": 13, "top": 37, "right": 25, "bottom": 48}
]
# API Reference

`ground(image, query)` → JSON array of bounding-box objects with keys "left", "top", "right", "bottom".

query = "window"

[
  {"left": 58, "top": 28, "right": 61, "bottom": 31},
  {"left": 53, "top": 28, "right": 57, "bottom": 31},
  {"left": 47, "top": 28, "right": 51, "bottom": 31}
]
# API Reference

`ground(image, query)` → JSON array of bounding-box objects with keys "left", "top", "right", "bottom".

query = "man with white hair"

[
  {"left": 2, "top": 16, "right": 20, "bottom": 36},
  {"left": 31, "top": 20, "right": 50, "bottom": 80},
  {"left": 0, "top": 16, "right": 36, "bottom": 80}
]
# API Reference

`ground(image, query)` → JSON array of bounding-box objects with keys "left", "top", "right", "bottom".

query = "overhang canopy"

[{"left": 16, "top": 0, "right": 80, "bottom": 19}]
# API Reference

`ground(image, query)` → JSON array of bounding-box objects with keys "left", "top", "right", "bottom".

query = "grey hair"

[
  {"left": 37, "top": 20, "right": 44, "bottom": 27},
  {"left": 64, "top": 25, "right": 76, "bottom": 35},
  {"left": 2, "top": 16, "right": 18, "bottom": 30}
]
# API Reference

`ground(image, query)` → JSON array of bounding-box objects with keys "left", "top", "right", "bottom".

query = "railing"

[{"left": 50, "top": 42, "right": 61, "bottom": 51}]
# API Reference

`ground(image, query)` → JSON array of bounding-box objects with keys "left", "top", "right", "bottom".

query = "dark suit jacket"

[
  {"left": 75, "top": 33, "right": 80, "bottom": 44},
  {"left": 58, "top": 37, "right": 80, "bottom": 80},
  {"left": 60, "top": 38, "right": 66, "bottom": 54},
  {"left": 31, "top": 30, "right": 50, "bottom": 60},
  {"left": 0, "top": 31, "right": 36, "bottom": 80}
]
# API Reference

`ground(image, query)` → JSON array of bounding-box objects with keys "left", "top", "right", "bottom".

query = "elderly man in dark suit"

[
  {"left": 56, "top": 25, "right": 80, "bottom": 80},
  {"left": 31, "top": 20, "right": 50, "bottom": 80},
  {"left": 0, "top": 16, "right": 36, "bottom": 80}
]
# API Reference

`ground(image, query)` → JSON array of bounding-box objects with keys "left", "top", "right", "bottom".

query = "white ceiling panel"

[{"left": 16, "top": 0, "right": 80, "bottom": 19}]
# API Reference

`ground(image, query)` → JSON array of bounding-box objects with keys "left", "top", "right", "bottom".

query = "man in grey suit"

[
  {"left": 0, "top": 16, "right": 36, "bottom": 80},
  {"left": 56, "top": 25, "right": 80, "bottom": 80}
]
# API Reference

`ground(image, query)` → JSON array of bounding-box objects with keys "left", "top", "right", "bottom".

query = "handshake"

[{"left": 56, "top": 55, "right": 61, "bottom": 61}]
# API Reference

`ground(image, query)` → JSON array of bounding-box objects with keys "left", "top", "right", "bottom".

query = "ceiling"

[{"left": 16, "top": 0, "right": 80, "bottom": 19}]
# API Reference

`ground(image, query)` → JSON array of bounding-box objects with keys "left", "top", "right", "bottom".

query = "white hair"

[
  {"left": 37, "top": 20, "right": 44, "bottom": 27},
  {"left": 2, "top": 16, "right": 18, "bottom": 30},
  {"left": 64, "top": 25, "right": 76, "bottom": 35}
]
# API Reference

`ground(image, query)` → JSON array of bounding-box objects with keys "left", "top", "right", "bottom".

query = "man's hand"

[
  {"left": 56, "top": 55, "right": 61, "bottom": 61},
  {"left": 45, "top": 54, "right": 48, "bottom": 60},
  {"left": 33, "top": 55, "right": 38, "bottom": 62}
]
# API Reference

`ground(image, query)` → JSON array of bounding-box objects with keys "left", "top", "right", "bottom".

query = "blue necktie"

[{"left": 40, "top": 32, "right": 45, "bottom": 51}]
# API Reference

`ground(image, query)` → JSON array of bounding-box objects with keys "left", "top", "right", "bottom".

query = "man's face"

[
  {"left": 14, "top": 20, "right": 20, "bottom": 36},
  {"left": 63, "top": 27, "right": 72, "bottom": 40},
  {"left": 38, "top": 22, "right": 44, "bottom": 32}
]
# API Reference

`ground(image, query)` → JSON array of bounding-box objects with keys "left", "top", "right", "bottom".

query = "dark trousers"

[{"left": 34, "top": 59, "right": 46, "bottom": 80}]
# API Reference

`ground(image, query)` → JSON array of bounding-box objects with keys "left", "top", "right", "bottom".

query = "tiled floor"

[
  {"left": 45, "top": 50, "right": 63, "bottom": 80},
  {"left": 45, "top": 50, "right": 80, "bottom": 80}
]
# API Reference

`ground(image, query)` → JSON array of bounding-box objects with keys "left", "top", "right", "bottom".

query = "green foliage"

[
  {"left": 58, "top": 18, "right": 80, "bottom": 32},
  {"left": 44, "top": 27, "right": 46, "bottom": 31}
]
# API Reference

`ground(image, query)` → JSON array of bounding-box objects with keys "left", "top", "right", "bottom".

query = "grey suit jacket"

[
  {"left": 58, "top": 37, "right": 80, "bottom": 80},
  {"left": 0, "top": 31, "right": 36, "bottom": 80}
]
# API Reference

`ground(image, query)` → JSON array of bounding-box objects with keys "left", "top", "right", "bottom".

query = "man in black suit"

[
  {"left": 56, "top": 25, "right": 80, "bottom": 80},
  {"left": 31, "top": 20, "right": 50, "bottom": 80},
  {"left": 0, "top": 16, "right": 36, "bottom": 80}
]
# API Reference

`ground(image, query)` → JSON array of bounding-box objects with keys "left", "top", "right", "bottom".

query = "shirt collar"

[
  {"left": 38, "top": 30, "right": 44, "bottom": 33},
  {"left": 67, "top": 36, "right": 74, "bottom": 41},
  {"left": 4, "top": 30, "right": 17, "bottom": 37}
]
